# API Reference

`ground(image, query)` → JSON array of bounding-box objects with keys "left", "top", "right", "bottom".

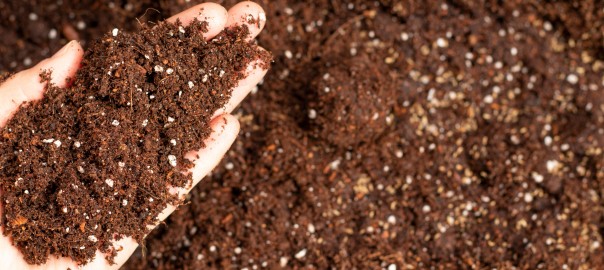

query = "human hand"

[{"left": 0, "top": 2, "right": 267, "bottom": 269}]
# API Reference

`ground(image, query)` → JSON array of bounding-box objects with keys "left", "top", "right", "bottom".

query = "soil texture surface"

[{"left": 1, "top": 0, "right": 604, "bottom": 269}]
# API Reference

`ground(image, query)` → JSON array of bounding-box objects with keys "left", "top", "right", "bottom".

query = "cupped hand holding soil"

[{"left": 0, "top": 2, "right": 269, "bottom": 269}]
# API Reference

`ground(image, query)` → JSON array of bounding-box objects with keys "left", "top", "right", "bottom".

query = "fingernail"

[{"left": 51, "top": 40, "right": 76, "bottom": 59}]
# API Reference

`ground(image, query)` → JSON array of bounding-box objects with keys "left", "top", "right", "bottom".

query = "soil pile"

[{"left": 0, "top": 20, "right": 270, "bottom": 265}]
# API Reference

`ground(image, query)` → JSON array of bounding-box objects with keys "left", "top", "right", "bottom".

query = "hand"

[{"left": 0, "top": 2, "right": 267, "bottom": 269}]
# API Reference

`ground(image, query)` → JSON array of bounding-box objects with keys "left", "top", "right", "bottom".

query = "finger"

[
  {"left": 0, "top": 40, "right": 83, "bottom": 127},
  {"left": 155, "top": 114, "right": 240, "bottom": 223},
  {"left": 213, "top": 57, "right": 268, "bottom": 118},
  {"left": 167, "top": 2, "right": 228, "bottom": 41},
  {"left": 0, "top": 230, "right": 29, "bottom": 269},
  {"left": 31, "top": 237, "right": 138, "bottom": 270},
  {"left": 107, "top": 114, "right": 239, "bottom": 269},
  {"left": 86, "top": 237, "right": 138, "bottom": 270},
  {"left": 226, "top": 1, "right": 266, "bottom": 41}
]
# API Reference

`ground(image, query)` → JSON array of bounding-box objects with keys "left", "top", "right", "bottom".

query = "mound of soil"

[
  {"left": 1, "top": 0, "right": 604, "bottom": 269},
  {"left": 0, "top": 20, "right": 270, "bottom": 265},
  {"left": 308, "top": 54, "right": 397, "bottom": 148}
]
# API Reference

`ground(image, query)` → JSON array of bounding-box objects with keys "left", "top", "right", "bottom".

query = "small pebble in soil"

[{"left": 294, "top": 249, "right": 307, "bottom": 259}]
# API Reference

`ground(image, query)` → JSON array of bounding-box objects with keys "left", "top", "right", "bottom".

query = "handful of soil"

[{"left": 0, "top": 20, "right": 271, "bottom": 265}]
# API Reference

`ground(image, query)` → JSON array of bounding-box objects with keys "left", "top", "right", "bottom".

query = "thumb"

[{"left": 0, "top": 40, "right": 83, "bottom": 127}]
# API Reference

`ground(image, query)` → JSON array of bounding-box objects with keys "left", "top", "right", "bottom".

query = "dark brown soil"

[
  {"left": 0, "top": 0, "right": 204, "bottom": 72},
  {"left": 0, "top": 20, "right": 270, "bottom": 265},
  {"left": 2, "top": 0, "right": 604, "bottom": 269}
]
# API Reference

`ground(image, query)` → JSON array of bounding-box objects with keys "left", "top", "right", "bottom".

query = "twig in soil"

[
  {"left": 138, "top": 8, "right": 162, "bottom": 22},
  {"left": 135, "top": 17, "right": 143, "bottom": 28},
  {"left": 324, "top": 13, "right": 366, "bottom": 47},
  {"left": 324, "top": 9, "right": 378, "bottom": 48}
]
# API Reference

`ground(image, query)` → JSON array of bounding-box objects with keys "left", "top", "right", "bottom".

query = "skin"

[{"left": 0, "top": 2, "right": 267, "bottom": 269}]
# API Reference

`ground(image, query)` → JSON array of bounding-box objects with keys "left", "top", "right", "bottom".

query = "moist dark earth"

[
  {"left": 2, "top": 0, "right": 604, "bottom": 269},
  {"left": 0, "top": 20, "right": 269, "bottom": 265}
]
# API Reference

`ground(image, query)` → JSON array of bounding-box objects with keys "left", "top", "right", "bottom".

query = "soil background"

[{"left": 2, "top": 0, "right": 604, "bottom": 269}]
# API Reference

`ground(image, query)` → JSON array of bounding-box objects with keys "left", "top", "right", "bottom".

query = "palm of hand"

[{"left": 0, "top": 2, "right": 267, "bottom": 269}]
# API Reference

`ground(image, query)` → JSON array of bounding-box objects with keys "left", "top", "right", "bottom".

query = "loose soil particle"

[
  {"left": 2, "top": 0, "right": 604, "bottom": 270},
  {"left": 0, "top": 20, "right": 270, "bottom": 265}
]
